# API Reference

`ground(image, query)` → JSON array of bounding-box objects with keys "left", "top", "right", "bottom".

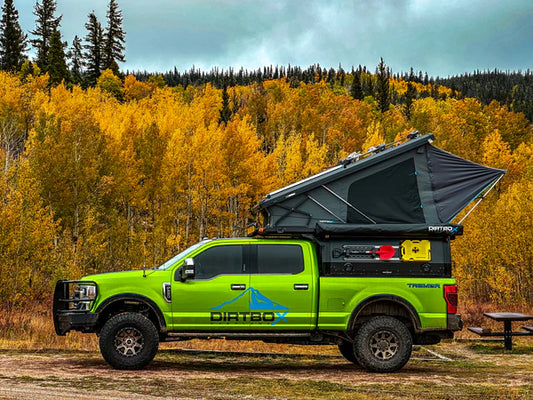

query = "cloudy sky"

[{"left": 14, "top": 0, "right": 533, "bottom": 77}]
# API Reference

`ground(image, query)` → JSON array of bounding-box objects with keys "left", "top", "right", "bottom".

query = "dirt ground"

[{"left": 0, "top": 341, "right": 531, "bottom": 400}]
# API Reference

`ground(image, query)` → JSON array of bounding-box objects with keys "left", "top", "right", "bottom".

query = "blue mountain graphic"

[
  {"left": 248, "top": 288, "right": 288, "bottom": 310},
  {"left": 211, "top": 287, "right": 288, "bottom": 311},
  {"left": 211, "top": 288, "right": 250, "bottom": 310}
]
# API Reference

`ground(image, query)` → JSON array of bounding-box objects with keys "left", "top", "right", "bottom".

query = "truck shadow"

[{"left": 141, "top": 350, "right": 447, "bottom": 375}]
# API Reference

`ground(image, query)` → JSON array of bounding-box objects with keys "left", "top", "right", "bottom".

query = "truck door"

[
  {"left": 170, "top": 243, "right": 250, "bottom": 330},
  {"left": 248, "top": 243, "right": 315, "bottom": 330}
]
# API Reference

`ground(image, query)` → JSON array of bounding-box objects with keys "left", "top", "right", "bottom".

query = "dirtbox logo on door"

[{"left": 210, "top": 288, "right": 289, "bottom": 326}]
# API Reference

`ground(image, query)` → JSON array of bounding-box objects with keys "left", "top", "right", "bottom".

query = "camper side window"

[{"left": 255, "top": 245, "right": 304, "bottom": 274}]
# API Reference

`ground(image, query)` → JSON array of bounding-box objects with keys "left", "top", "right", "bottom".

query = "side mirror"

[{"left": 177, "top": 258, "right": 195, "bottom": 281}]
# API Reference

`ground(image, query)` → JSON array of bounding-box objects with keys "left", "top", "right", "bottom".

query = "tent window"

[{"left": 347, "top": 158, "right": 425, "bottom": 224}]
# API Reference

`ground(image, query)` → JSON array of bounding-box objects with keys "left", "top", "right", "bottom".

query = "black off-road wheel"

[
  {"left": 338, "top": 339, "right": 358, "bottom": 365},
  {"left": 99, "top": 313, "right": 159, "bottom": 370},
  {"left": 353, "top": 316, "right": 412, "bottom": 373}
]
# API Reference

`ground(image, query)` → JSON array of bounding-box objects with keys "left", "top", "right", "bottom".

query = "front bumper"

[
  {"left": 54, "top": 311, "right": 99, "bottom": 335},
  {"left": 53, "top": 280, "right": 99, "bottom": 335}
]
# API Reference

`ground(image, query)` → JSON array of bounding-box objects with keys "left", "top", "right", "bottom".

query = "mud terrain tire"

[
  {"left": 353, "top": 316, "right": 412, "bottom": 373},
  {"left": 99, "top": 313, "right": 159, "bottom": 370}
]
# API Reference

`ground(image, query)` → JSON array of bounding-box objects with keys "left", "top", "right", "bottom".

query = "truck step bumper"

[
  {"left": 54, "top": 312, "right": 99, "bottom": 336},
  {"left": 447, "top": 313, "right": 463, "bottom": 331}
]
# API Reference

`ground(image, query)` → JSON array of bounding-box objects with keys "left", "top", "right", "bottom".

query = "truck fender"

[
  {"left": 347, "top": 295, "right": 421, "bottom": 332},
  {"left": 95, "top": 293, "right": 167, "bottom": 333}
]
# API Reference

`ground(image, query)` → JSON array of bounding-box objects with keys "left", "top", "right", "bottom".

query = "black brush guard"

[{"left": 53, "top": 280, "right": 99, "bottom": 335}]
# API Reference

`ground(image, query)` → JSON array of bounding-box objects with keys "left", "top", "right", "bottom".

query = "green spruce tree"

[
  {"left": 47, "top": 29, "right": 68, "bottom": 85},
  {"left": 84, "top": 12, "right": 103, "bottom": 86},
  {"left": 375, "top": 58, "right": 390, "bottom": 113},
  {"left": 326, "top": 67, "right": 335, "bottom": 88},
  {"left": 219, "top": 84, "right": 231, "bottom": 124},
  {"left": 102, "top": 0, "right": 125, "bottom": 74},
  {"left": 0, "top": 0, "right": 27, "bottom": 71},
  {"left": 404, "top": 81, "right": 416, "bottom": 120},
  {"left": 67, "top": 35, "right": 84, "bottom": 85},
  {"left": 337, "top": 65, "right": 345, "bottom": 87},
  {"left": 350, "top": 67, "right": 363, "bottom": 100},
  {"left": 30, "top": 0, "right": 62, "bottom": 71}
]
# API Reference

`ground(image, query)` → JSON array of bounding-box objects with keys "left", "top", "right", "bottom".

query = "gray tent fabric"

[
  {"left": 257, "top": 133, "right": 505, "bottom": 233},
  {"left": 426, "top": 145, "right": 506, "bottom": 223},
  {"left": 347, "top": 158, "right": 424, "bottom": 224}
]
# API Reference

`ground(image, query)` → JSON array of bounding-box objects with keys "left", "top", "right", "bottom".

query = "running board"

[
  {"left": 166, "top": 332, "right": 312, "bottom": 339},
  {"left": 163, "top": 331, "right": 334, "bottom": 344}
]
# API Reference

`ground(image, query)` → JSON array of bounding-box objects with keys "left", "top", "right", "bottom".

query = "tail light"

[{"left": 444, "top": 284, "right": 458, "bottom": 314}]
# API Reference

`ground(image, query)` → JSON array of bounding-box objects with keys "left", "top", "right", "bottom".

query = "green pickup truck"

[
  {"left": 53, "top": 133, "right": 503, "bottom": 372},
  {"left": 54, "top": 236, "right": 461, "bottom": 372}
]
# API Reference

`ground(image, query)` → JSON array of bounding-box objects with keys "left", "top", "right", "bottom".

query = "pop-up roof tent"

[{"left": 256, "top": 133, "right": 505, "bottom": 237}]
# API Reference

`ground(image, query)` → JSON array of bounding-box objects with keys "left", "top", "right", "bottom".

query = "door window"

[
  {"left": 256, "top": 245, "right": 304, "bottom": 274},
  {"left": 193, "top": 245, "right": 244, "bottom": 279}
]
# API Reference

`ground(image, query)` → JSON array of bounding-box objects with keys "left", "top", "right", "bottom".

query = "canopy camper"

[
  {"left": 251, "top": 132, "right": 505, "bottom": 278},
  {"left": 254, "top": 132, "right": 505, "bottom": 238}
]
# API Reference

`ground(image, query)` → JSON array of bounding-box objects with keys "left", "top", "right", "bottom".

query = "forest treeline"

[
  {"left": 134, "top": 65, "right": 533, "bottom": 123},
  {"left": 0, "top": 69, "right": 532, "bottom": 310},
  {"left": 2, "top": 1, "right": 532, "bottom": 125}
]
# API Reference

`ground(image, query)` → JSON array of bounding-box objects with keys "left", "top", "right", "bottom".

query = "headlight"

[
  {"left": 75, "top": 284, "right": 96, "bottom": 300},
  {"left": 74, "top": 284, "right": 97, "bottom": 311},
  {"left": 81, "top": 285, "right": 96, "bottom": 299}
]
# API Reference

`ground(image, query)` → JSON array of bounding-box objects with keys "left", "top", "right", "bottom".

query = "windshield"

[{"left": 155, "top": 240, "right": 209, "bottom": 270}]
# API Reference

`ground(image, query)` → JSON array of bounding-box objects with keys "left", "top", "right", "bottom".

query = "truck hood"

[{"left": 82, "top": 268, "right": 165, "bottom": 282}]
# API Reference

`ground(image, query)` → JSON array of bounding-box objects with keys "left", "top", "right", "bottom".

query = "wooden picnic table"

[{"left": 468, "top": 312, "right": 533, "bottom": 350}]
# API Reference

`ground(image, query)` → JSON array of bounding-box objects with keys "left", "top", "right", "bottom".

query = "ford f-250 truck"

[
  {"left": 53, "top": 133, "right": 504, "bottom": 372},
  {"left": 54, "top": 235, "right": 461, "bottom": 373}
]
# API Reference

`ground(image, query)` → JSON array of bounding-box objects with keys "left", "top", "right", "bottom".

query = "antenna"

[
  {"left": 142, "top": 240, "right": 147, "bottom": 278},
  {"left": 142, "top": 221, "right": 147, "bottom": 278}
]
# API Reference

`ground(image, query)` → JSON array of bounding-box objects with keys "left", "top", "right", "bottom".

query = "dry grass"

[
  {"left": 0, "top": 303, "right": 337, "bottom": 355},
  {"left": 1, "top": 301, "right": 532, "bottom": 353},
  {"left": 0, "top": 301, "right": 98, "bottom": 351}
]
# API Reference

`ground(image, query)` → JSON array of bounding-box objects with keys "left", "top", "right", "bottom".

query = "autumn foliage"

[{"left": 0, "top": 70, "right": 531, "bottom": 310}]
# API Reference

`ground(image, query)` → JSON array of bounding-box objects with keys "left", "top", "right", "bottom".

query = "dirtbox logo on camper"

[{"left": 210, "top": 288, "right": 289, "bottom": 326}]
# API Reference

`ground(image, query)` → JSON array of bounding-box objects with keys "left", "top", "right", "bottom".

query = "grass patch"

[
  {"left": 469, "top": 342, "right": 533, "bottom": 355},
  {"left": 33, "top": 375, "right": 533, "bottom": 400},
  {"left": 0, "top": 345, "right": 531, "bottom": 400},
  {"left": 17, "top": 376, "right": 44, "bottom": 382}
]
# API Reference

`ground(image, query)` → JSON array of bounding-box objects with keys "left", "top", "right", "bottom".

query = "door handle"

[
  {"left": 231, "top": 284, "right": 246, "bottom": 290},
  {"left": 294, "top": 284, "right": 309, "bottom": 290}
]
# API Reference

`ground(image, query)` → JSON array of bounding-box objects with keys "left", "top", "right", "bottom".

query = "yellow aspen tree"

[
  {"left": 281, "top": 133, "right": 305, "bottom": 186},
  {"left": 0, "top": 158, "right": 58, "bottom": 308},
  {"left": 97, "top": 69, "right": 124, "bottom": 100},
  {"left": 27, "top": 85, "right": 108, "bottom": 275},
  {"left": 482, "top": 130, "right": 513, "bottom": 173},
  {"left": 124, "top": 74, "right": 155, "bottom": 101},
  {"left": 219, "top": 116, "right": 273, "bottom": 236},
  {"left": 189, "top": 122, "right": 226, "bottom": 240},
  {"left": 302, "top": 133, "right": 328, "bottom": 177},
  {"left": 362, "top": 121, "right": 385, "bottom": 152}
]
